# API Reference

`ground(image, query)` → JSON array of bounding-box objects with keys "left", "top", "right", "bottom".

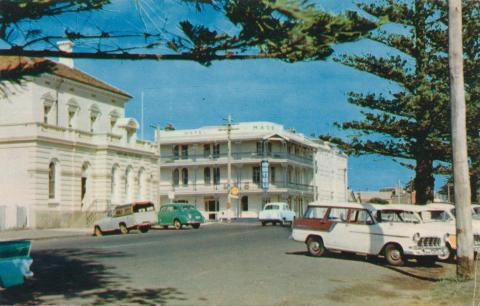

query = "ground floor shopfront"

[{"left": 159, "top": 192, "right": 313, "bottom": 221}]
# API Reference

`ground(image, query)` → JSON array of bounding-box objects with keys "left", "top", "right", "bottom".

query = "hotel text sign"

[{"left": 261, "top": 160, "right": 269, "bottom": 190}]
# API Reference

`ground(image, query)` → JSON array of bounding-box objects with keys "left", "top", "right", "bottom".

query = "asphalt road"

[{"left": 1, "top": 223, "right": 450, "bottom": 305}]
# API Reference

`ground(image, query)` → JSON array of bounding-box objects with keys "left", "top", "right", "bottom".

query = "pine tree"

[{"left": 320, "top": 0, "right": 455, "bottom": 204}]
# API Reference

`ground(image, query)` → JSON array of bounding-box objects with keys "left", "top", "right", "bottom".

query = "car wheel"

[
  {"left": 384, "top": 244, "right": 404, "bottom": 266},
  {"left": 261, "top": 221, "right": 266, "bottom": 226},
  {"left": 192, "top": 224, "right": 200, "bottom": 229},
  {"left": 307, "top": 237, "right": 325, "bottom": 257},
  {"left": 417, "top": 256, "right": 437, "bottom": 267},
  {"left": 163, "top": 225, "right": 168, "bottom": 229},
  {"left": 119, "top": 223, "right": 129, "bottom": 234},
  {"left": 94, "top": 226, "right": 103, "bottom": 237},
  {"left": 139, "top": 226, "right": 149, "bottom": 233},
  {"left": 174, "top": 219, "right": 182, "bottom": 230},
  {"left": 437, "top": 244, "right": 454, "bottom": 262},
  {"left": 281, "top": 218, "right": 287, "bottom": 226},
  {"left": 272, "top": 221, "right": 277, "bottom": 226}
]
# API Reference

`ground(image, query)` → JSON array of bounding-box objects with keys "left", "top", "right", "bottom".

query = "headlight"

[
  {"left": 413, "top": 232, "right": 421, "bottom": 242},
  {"left": 444, "top": 233, "right": 450, "bottom": 242}
]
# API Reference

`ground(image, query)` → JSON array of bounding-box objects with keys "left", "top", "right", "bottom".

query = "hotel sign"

[{"left": 261, "top": 160, "right": 269, "bottom": 190}]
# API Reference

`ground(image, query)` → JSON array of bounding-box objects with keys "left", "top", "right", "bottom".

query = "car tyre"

[
  {"left": 94, "top": 226, "right": 103, "bottom": 237},
  {"left": 163, "top": 225, "right": 168, "bottom": 229},
  {"left": 119, "top": 223, "right": 129, "bottom": 235},
  {"left": 384, "top": 243, "right": 405, "bottom": 266},
  {"left": 139, "top": 226, "right": 149, "bottom": 233},
  {"left": 437, "top": 244, "right": 454, "bottom": 262},
  {"left": 261, "top": 221, "right": 266, "bottom": 226},
  {"left": 307, "top": 237, "right": 325, "bottom": 257},
  {"left": 192, "top": 224, "right": 200, "bottom": 229},
  {"left": 174, "top": 219, "right": 182, "bottom": 230},
  {"left": 272, "top": 221, "right": 277, "bottom": 226},
  {"left": 417, "top": 256, "right": 437, "bottom": 267}
]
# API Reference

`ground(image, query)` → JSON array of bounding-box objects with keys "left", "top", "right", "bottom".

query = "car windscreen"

[
  {"left": 265, "top": 205, "right": 279, "bottom": 210},
  {"left": 133, "top": 203, "right": 155, "bottom": 213},
  {"left": 375, "top": 210, "right": 420, "bottom": 224}
]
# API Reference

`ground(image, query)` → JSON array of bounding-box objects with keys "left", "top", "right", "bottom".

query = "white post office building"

[
  {"left": 157, "top": 122, "right": 348, "bottom": 220},
  {"left": 0, "top": 50, "right": 158, "bottom": 229}
]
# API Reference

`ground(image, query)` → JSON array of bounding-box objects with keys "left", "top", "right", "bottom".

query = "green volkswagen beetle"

[{"left": 157, "top": 203, "right": 205, "bottom": 230}]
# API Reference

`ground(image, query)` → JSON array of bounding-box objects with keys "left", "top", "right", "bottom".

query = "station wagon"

[
  {"left": 94, "top": 201, "right": 156, "bottom": 236},
  {"left": 158, "top": 203, "right": 204, "bottom": 230},
  {"left": 291, "top": 202, "right": 447, "bottom": 266}
]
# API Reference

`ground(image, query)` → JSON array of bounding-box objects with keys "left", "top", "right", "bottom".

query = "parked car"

[
  {"left": 422, "top": 203, "right": 480, "bottom": 260},
  {"left": 0, "top": 240, "right": 33, "bottom": 288},
  {"left": 259, "top": 202, "right": 295, "bottom": 226},
  {"left": 94, "top": 201, "right": 156, "bottom": 236},
  {"left": 291, "top": 202, "right": 447, "bottom": 266},
  {"left": 157, "top": 203, "right": 204, "bottom": 230},
  {"left": 370, "top": 204, "right": 453, "bottom": 260}
]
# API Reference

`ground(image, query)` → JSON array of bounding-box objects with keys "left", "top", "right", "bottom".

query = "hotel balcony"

[
  {"left": 158, "top": 181, "right": 314, "bottom": 196},
  {"left": 159, "top": 151, "right": 314, "bottom": 168}
]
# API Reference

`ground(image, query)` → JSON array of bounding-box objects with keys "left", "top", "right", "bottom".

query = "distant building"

[
  {"left": 0, "top": 45, "right": 158, "bottom": 229},
  {"left": 353, "top": 185, "right": 412, "bottom": 204},
  {"left": 156, "top": 122, "right": 348, "bottom": 219}
]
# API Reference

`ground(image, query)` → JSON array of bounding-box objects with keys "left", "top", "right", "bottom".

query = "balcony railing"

[
  {"left": 160, "top": 151, "right": 314, "bottom": 165},
  {"left": 159, "top": 181, "right": 314, "bottom": 194}
]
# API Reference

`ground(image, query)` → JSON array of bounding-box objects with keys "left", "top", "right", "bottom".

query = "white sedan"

[{"left": 259, "top": 202, "right": 295, "bottom": 226}]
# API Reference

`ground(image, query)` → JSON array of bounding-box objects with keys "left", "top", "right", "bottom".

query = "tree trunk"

[
  {"left": 414, "top": 158, "right": 435, "bottom": 204},
  {"left": 449, "top": 0, "right": 474, "bottom": 280}
]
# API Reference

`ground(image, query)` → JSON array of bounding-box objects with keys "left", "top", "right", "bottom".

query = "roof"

[
  {"left": 426, "top": 203, "right": 455, "bottom": 210},
  {"left": 370, "top": 204, "right": 426, "bottom": 212},
  {"left": 308, "top": 202, "right": 376, "bottom": 210},
  {"left": 0, "top": 56, "right": 131, "bottom": 98}
]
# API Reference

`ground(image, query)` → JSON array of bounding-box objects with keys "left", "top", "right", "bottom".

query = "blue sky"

[{"left": 34, "top": 0, "right": 447, "bottom": 191}]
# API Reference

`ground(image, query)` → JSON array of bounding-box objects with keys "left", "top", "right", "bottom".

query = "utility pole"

[
  {"left": 220, "top": 115, "right": 238, "bottom": 219},
  {"left": 449, "top": 0, "right": 474, "bottom": 280}
]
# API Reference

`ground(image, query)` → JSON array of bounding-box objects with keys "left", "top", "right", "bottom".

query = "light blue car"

[{"left": 0, "top": 240, "right": 33, "bottom": 288}]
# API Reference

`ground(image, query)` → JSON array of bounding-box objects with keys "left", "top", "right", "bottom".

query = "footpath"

[{"left": 0, "top": 228, "right": 92, "bottom": 241}]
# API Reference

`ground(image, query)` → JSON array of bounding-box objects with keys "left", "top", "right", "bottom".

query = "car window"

[
  {"left": 304, "top": 207, "right": 328, "bottom": 219},
  {"left": 327, "top": 208, "right": 349, "bottom": 222},
  {"left": 348, "top": 209, "right": 374, "bottom": 225},
  {"left": 133, "top": 203, "right": 155, "bottom": 213},
  {"left": 181, "top": 205, "right": 195, "bottom": 210},
  {"left": 376, "top": 210, "right": 419, "bottom": 223},
  {"left": 422, "top": 210, "right": 452, "bottom": 222}
]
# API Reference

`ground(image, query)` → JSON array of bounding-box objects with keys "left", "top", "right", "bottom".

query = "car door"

[
  {"left": 322, "top": 207, "right": 350, "bottom": 251},
  {"left": 344, "top": 209, "right": 382, "bottom": 254},
  {"left": 158, "top": 205, "right": 170, "bottom": 225}
]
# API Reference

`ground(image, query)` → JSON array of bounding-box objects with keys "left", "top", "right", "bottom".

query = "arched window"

[
  {"left": 138, "top": 168, "right": 146, "bottom": 200},
  {"left": 172, "top": 169, "right": 179, "bottom": 186},
  {"left": 125, "top": 166, "right": 134, "bottom": 201},
  {"left": 42, "top": 92, "right": 55, "bottom": 125},
  {"left": 48, "top": 162, "right": 56, "bottom": 199},
  {"left": 241, "top": 196, "right": 249, "bottom": 211},
  {"left": 204, "top": 168, "right": 211, "bottom": 185},
  {"left": 111, "top": 164, "right": 119, "bottom": 200},
  {"left": 89, "top": 104, "right": 101, "bottom": 133},
  {"left": 181, "top": 168, "right": 188, "bottom": 186},
  {"left": 81, "top": 162, "right": 90, "bottom": 204}
]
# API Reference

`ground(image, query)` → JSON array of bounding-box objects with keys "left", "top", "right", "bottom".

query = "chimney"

[{"left": 57, "top": 40, "right": 74, "bottom": 68}]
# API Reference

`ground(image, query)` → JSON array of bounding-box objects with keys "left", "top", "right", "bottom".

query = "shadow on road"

[
  {"left": 0, "top": 248, "right": 186, "bottom": 304},
  {"left": 285, "top": 250, "right": 446, "bottom": 282}
]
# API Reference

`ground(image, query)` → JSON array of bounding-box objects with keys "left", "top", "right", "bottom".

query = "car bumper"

[{"left": 404, "top": 246, "right": 448, "bottom": 256}]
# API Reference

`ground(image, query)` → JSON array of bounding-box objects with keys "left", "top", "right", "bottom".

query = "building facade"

[
  {"left": 0, "top": 54, "right": 158, "bottom": 229},
  {"left": 157, "top": 122, "right": 347, "bottom": 219}
]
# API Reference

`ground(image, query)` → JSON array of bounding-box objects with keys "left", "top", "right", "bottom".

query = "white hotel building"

[
  {"left": 0, "top": 45, "right": 347, "bottom": 229},
  {"left": 157, "top": 122, "right": 347, "bottom": 220}
]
